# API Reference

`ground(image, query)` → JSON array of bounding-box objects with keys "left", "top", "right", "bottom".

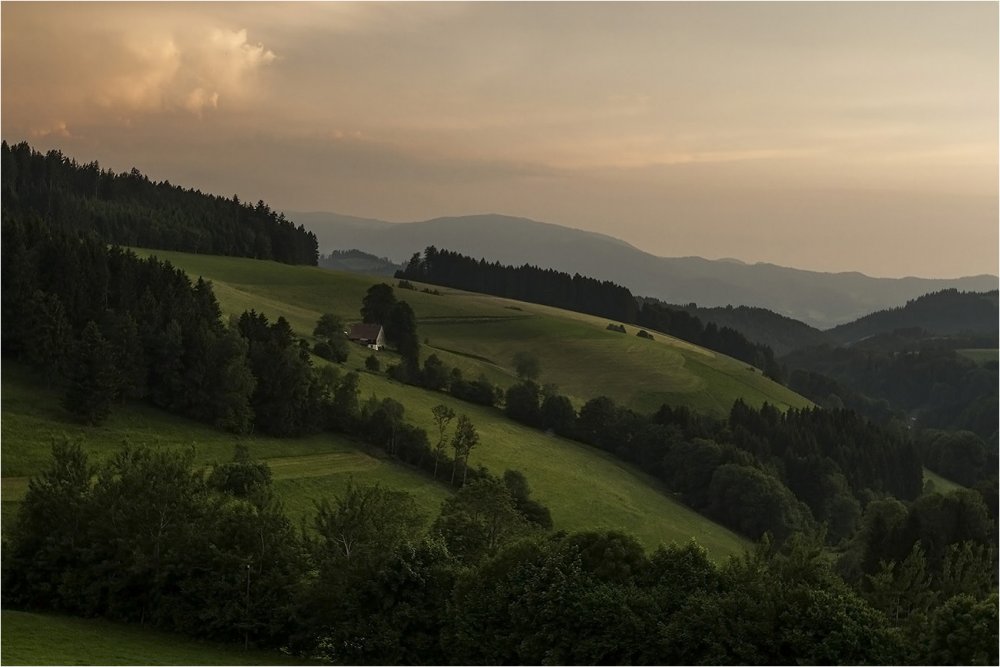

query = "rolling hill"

[
  {"left": 1, "top": 356, "right": 746, "bottom": 559},
  {"left": 2, "top": 245, "right": 789, "bottom": 559},
  {"left": 290, "top": 210, "right": 998, "bottom": 328},
  {"left": 139, "top": 249, "right": 809, "bottom": 417}
]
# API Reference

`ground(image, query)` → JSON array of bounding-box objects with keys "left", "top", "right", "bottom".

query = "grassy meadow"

[
  {"left": 1, "top": 365, "right": 450, "bottom": 530},
  {"left": 956, "top": 348, "right": 999, "bottom": 365},
  {"left": 141, "top": 249, "right": 811, "bottom": 416},
  {"left": 2, "top": 360, "right": 747, "bottom": 557},
  {"left": 922, "top": 467, "right": 965, "bottom": 495},
  {"left": 0, "top": 610, "right": 311, "bottom": 665}
]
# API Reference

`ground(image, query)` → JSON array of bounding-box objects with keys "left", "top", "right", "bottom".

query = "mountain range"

[{"left": 288, "top": 211, "right": 998, "bottom": 329}]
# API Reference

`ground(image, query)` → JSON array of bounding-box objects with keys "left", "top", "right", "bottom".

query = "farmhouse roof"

[{"left": 348, "top": 323, "right": 383, "bottom": 340}]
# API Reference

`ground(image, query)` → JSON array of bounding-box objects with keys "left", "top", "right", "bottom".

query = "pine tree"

[{"left": 63, "top": 321, "right": 120, "bottom": 425}]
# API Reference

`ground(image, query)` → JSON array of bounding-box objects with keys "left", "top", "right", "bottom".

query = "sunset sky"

[{"left": 3, "top": 2, "right": 997, "bottom": 278}]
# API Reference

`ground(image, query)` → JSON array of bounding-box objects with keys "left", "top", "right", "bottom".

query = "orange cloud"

[{"left": 96, "top": 27, "right": 275, "bottom": 116}]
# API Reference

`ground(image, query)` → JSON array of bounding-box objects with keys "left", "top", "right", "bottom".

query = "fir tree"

[{"left": 62, "top": 321, "right": 120, "bottom": 425}]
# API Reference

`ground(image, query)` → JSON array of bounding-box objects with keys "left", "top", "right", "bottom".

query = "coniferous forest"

[
  {"left": 1, "top": 141, "right": 318, "bottom": 265},
  {"left": 1, "top": 144, "right": 997, "bottom": 665}
]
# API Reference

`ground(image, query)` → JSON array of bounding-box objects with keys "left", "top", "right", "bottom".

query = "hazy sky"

[{"left": 3, "top": 2, "right": 997, "bottom": 278}]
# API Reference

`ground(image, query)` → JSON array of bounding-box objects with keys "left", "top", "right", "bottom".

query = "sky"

[{"left": 3, "top": 1, "right": 997, "bottom": 278}]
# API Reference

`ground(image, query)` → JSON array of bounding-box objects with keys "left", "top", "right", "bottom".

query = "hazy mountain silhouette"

[{"left": 289, "top": 211, "right": 999, "bottom": 328}]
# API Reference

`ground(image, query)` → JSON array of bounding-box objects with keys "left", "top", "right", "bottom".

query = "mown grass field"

[
  {"left": 957, "top": 348, "right": 999, "bottom": 365},
  {"left": 922, "top": 467, "right": 965, "bottom": 495},
  {"left": 0, "top": 610, "right": 312, "bottom": 665},
  {"left": 141, "top": 249, "right": 811, "bottom": 416}
]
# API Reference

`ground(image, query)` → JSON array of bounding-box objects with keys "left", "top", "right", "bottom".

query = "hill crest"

[{"left": 290, "top": 210, "right": 998, "bottom": 328}]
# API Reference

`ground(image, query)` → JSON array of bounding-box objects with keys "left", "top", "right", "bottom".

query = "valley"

[{"left": 2, "top": 138, "right": 995, "bottom": 666}]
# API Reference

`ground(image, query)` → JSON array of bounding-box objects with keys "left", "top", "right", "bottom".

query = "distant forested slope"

[
  {"left": 663, "top": 302, "right": 830, "bottom": 356},
  {"left": 1, "top": 141, "right": 318, "bottom": 265},
  {"left": 318, "top": 249, "right": 403, "bottom": 275},
  {"left": 827, "top": 289, "right": 999, "bottom": 345}
]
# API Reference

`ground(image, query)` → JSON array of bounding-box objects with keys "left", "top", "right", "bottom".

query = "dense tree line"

[
  {"left": 397, "top": 247, "right": 781, "bottom": 378},
  {"left": 915, "top": 430, "right": 997, "bottom": 488},
  {"left": 2, "top": 141, "right": 317, "bottom": 265},
  {"left": 827, "top": 289, "right": 999, "bottom": 345},
  {"left": 496, "top": 372, "right": 923, "bottom": 545},
  {"left": 394, "top": 342, "right": 925, "bottom": 547},
  {"left": 398, "top": 246, "right": 638, "bottom": 322},
  {"left": 785, "top": 341, "right": 999, "bottom": 443},
  {"left": 6, "top": 442, "right": 995, "bottom": 665},
  {"left": 388, "top": 352, "right": 501, "bottom": 408},
  {"left": 670, "top": 302, "right": 830, "bottom": 356},
  {"left": 318, "top": 249, "right": 401, "bottom": 276},
  {"left": 2, "top": 218, "right": 258, "bottom": 431},
  {"left": 636, "top": 299, "right": 782, "bottom": 379}
]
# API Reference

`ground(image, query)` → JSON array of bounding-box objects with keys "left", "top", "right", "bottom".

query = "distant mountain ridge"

[{"left": 289, "top": 211, "right": 998, "bottom": 328}]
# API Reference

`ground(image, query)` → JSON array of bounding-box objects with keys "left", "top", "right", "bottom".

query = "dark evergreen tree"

[
  {"left": 361, "top": 283, "right": 396, "bottom": 324},
  {"left": 21, "top": 290, "right": 72, "bottom": 377},
  {"left": 504, "top": 381, "right": 542, "bottom": 426},
  {"left": 385, "top": 300, "right": 420, "bottom": 366},
  {"left": 62, "top": 321, "right": 120, "bottom": 425}
]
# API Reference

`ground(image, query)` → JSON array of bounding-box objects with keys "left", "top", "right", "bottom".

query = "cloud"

[
  {"left": 185, "top": 88, "right": 220, "bottom": 114},
  {"left": 96, "top": 27, "right": 275, "bottom": 116},
  {"left": 97, "top": 37, "right": 182, "bottom": 112},
  {"left": 2, "top": 6, "right": 276, "bottom": 132},
  {"left": 30, "top": 121, "right": 71, "bottom": 139}
]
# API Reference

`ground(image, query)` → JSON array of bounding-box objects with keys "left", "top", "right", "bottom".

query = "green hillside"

[
  {"left": 1, "top": 365, "right": 449, "bottom": 531},
  {"left": 2, "top": 362, "right": 747, "bottom": 558},
  {"left": 957, "top": 348, "right": 999, "bottom": 365},
  {"left": 140, "top": 249, "right": 811, "bottom": 417},
  {"left": 0, "top": 246, "right": 790, "bottom": 560},
  {"left": 0, "top": 610, "right": 310, "bottom": 665}
]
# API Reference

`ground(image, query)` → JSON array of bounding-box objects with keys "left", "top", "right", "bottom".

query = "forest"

[
  {"left": 785, "top": 331, "right": 999, "bottom": 447},
  {"left": 1, "top": 141, "right": 318, "bottom": 265},
  {"left": 3, "top": 443, "right": 997, "bottom": 664},
  {"left": 5, "top": 441, "right": 996, "bottom": 665}
]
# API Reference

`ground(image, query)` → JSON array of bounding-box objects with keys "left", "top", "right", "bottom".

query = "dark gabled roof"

[{"left": 347, "top": 323, "right": 383, "bottom": 340}]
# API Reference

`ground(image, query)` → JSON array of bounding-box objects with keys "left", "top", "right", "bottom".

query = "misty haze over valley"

[{"left": 295, "top": 210, "right": 997, "bottom": 328}]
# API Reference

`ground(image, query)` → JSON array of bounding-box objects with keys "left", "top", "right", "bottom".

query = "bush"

[
  {"left": 313, "top": 339, "right": 348, "bottom": 363},
  {"left": 365, "top": 354, "right": 381, "bottom": 372},
  {"left": 451, "top": 375, "right": 499, "bottom": 407}
]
